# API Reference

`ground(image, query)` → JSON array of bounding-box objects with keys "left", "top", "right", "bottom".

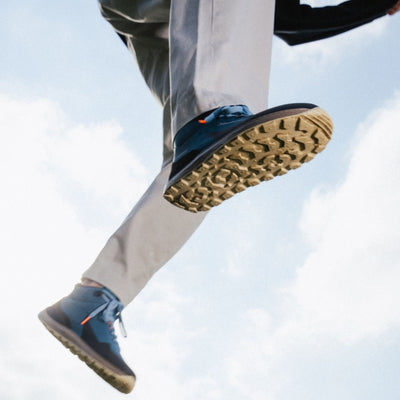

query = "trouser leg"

[{"left": 169, "top": 0, "right": 276, "bottom": 133}]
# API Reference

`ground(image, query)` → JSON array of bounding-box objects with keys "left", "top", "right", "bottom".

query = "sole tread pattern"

[{"left": 164, "top": 107, "right": 333, "bottom": 212}]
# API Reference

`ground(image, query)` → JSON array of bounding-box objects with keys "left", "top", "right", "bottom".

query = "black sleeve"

[{"left": 274, "top": 0, "right": 397, "bottom": 46}]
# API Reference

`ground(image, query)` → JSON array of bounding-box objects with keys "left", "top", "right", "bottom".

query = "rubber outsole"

[
  {"left": 38, "top": 310, "right": 135, "bottom": 394},
  {"left": 164, "top": 107, "right": 333, "bottom": 212}
]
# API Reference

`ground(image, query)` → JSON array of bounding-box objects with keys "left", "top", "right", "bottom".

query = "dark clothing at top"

[{"left": 275, "top": 0, "right": 397, "bottom": 45}]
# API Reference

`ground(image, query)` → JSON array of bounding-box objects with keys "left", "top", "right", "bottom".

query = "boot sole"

[
  {"left": 38, "top": 310, "right": 135, "bottom": 394},
  {"left": 164, "top": 107, "right": 333, "bottom": 212}
]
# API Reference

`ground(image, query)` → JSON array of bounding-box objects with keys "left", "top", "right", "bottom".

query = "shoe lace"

[{"left": 80, "top": 290, "right": 127, "bottom": 338}]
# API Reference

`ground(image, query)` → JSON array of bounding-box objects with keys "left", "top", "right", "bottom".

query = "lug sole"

[
  {"left": 164, "top": 107, "right": 333, "bottom": 212},
  {"left": 38, "top": 310, "right": 135, "bottom": 394}
]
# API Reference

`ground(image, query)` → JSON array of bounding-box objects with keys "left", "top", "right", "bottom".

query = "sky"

[{"left": 1, "top": 1, "right": 400, "bottom": 399}]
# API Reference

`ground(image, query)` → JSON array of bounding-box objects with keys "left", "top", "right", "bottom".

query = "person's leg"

[
  {"left": 80, "top": 0, "right": 206, "bottom": 306},
  {"left": 38, "top": 1, "right": 204, "bottom": 393}
]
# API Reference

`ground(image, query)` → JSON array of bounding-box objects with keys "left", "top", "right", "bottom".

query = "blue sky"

[{"left": 1, "top": 1, "right": 400, "bottom": 399}]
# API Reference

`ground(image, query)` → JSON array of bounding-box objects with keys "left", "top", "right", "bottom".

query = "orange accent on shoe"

[
  {"left": 81, "top": 316, "right": 91, "bottom": 325},
  {"left": 198, "top": 119, "right": 207, "bottom": 124}
]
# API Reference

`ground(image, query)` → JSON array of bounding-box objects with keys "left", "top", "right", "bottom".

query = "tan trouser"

[{"left": 83, "top": 0, "right": 276, "bottom": 305}]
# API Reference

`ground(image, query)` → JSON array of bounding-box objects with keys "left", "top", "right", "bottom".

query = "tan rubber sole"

[
  {"left": 38, "top": 311, "right": 135, "bottom": 394},
  {"left": 164, "top": 107, "right": 333, "bottom": 213}
]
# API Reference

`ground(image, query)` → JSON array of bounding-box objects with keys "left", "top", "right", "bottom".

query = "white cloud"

[
  {"left": 0, "top": 93, "right": 150, "bottom": 291},
  {"left": 46, "top": 120, "right": 148, "bottom": 217}
]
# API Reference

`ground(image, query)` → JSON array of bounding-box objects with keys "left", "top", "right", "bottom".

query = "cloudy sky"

[{"left": 1, "top": 1, "right": 400, "bottom": 399}]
